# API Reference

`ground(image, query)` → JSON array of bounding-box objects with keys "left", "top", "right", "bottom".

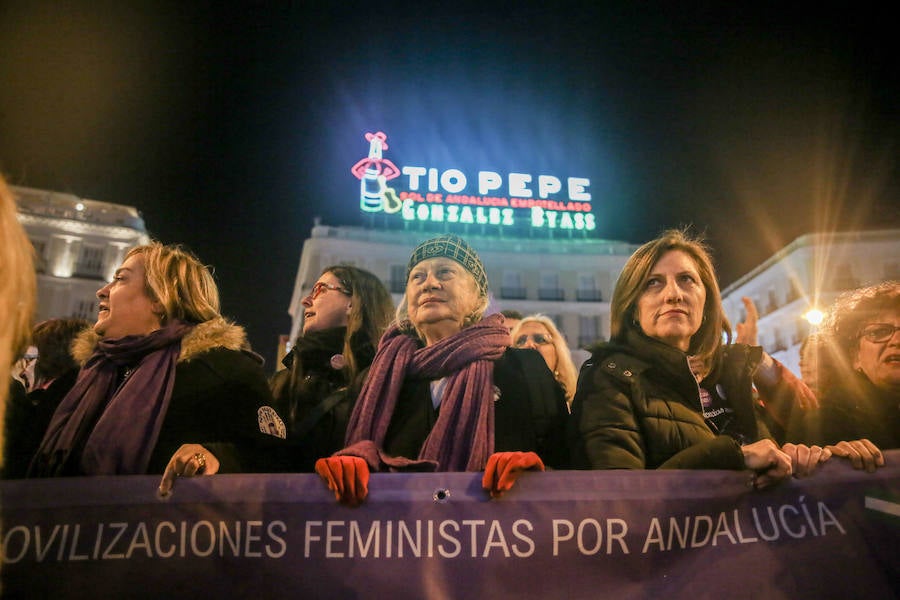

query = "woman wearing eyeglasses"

[
  {"left": 511, "top": 315, "right": 578, "bottom": 408},
  {"left": 266, "top": 266, "right": 394, "bottom": 472},
  {"left": 315, "top": 235, "right": 569, "bottom": 505},
  {"left": 788, "top": 281, "right": 899, "bottom": 468}
]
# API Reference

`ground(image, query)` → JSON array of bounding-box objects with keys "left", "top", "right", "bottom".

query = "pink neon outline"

[{"left": 350, "top": 131, "right": 401, "bottom": 181}]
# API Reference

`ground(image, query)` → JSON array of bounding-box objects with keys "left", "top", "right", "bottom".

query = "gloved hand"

[
  {"left": 315, "top": 456, "right": 370, "bottom": 506},
  {"left": 482, "top": 451, "right": 545, "bottom": 499}
]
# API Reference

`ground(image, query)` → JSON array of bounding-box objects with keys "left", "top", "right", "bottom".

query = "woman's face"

[
  {"left": 302, "top": 271, "right": 353, "bottom": 334},
  {"left": 94, "top": 254, "right": 163, "bottom": 339},
  {"left": 406, "top": 257, "right": 481, "bottom": 345},
  {"left": 635, "top": 249, "right": 707, "bottom": 352},
  {"left": 513, "top": 322, "right": 558, "bottom": 372},
  {"left": 854, "top": 310, "right": 900, "bottom": 393}
]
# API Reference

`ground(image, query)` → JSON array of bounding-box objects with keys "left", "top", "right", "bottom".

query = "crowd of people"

[{"left": 1, "top": 177, "right": 896, "bottom": 505}]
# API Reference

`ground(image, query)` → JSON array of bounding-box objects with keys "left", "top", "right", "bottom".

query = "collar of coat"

[
  {"left": 71, "top": 317, "right": 252, "bottom": 366},
  {"left": 589, "top": 328, "right": 762, "bottom": 387}
]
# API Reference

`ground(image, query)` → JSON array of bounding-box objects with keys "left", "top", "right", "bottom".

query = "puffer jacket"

[{"left": 569, "top": 328, "right": 770, "bottom": 470}]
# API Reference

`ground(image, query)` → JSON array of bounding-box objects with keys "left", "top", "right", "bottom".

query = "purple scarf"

[
  {"left": 340, "top": 313, "right": 509, "bottom": 472},
  {"left": 29, "top": 321, "right": 194, "bottom": 476}
]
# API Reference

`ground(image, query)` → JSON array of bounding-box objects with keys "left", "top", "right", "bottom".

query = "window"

[
  {"left": 578, "top": 315, "right": 601, "bottom": 347},
  {"left": 389, "top": 265, "right": 407, "bottom": 294},
  {"left": 30, "top": 238, "right": 48, "bottom": 273},
  {"left": 501, "top": 271, "right": 526, "bottom": 300},
  {"left": 828, "top": 263, "right": 858, "bottom": 291},
  {"left": 73, "top": 298, "right": 96, "bottom": 320},
  {"left": 576, "top": 274, "right": 602, "bottom": 302},
  {"left": 75, "top": 244, "right": 105, "bottom": 278},
  {"left": 538, "top": 272, "right": 564, "bottom": 301}
]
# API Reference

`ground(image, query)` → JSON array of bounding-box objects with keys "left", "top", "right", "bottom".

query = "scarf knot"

[
  {"left": 342, "top": 313, "right": 509, "bottom": 472},
  {"left": 30, "top": 321, "right": 194, "bottom": 476}
]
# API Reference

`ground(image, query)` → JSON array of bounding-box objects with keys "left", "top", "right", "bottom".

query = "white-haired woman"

[
  {"left": 511, "top": 315, "right": 578, "bottom": 408},
  {"left": 315, "top": 235, "right": 569, "bottom": 505}
]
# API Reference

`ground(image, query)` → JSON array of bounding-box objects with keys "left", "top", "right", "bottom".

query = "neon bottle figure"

[
  {"left": 351, "top": 132, "right": 400, "bottom": 213},
  {"left": 361, "top": 134, "right": 386, "bottom": 211}
]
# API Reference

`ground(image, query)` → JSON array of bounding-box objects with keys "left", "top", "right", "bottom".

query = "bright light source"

[
  {"left": 804, "top": 309, "right": 824, "bottom": 326},
  {"left": 75, "top": 202, "right": 85, "bottom": 211}
]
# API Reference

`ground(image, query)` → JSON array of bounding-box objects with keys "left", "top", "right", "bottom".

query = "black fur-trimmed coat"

[{"left": 69, "top": 318, "right": 279, "bottom": 474}]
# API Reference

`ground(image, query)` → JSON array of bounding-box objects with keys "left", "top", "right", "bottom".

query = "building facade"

[
  {"left": 284, "top": 223, "right": 639, "bottom": 362},
  {"left": 721, "top": 229, "right": 900, "bottom": 374},
  {"left": 12, "top": 185, "right": 150, "bottom": 323}
]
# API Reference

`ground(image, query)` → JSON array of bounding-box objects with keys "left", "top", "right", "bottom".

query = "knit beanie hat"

[{"left": 407, "top": 234, "right": 488, "bottom": 297}]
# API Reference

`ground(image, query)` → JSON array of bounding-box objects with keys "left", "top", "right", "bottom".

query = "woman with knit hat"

[{"left": 315, "top": 234, "right": 569, "bottom": 505}]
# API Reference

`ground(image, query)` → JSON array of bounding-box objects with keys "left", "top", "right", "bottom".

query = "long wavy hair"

[
  {"left": 610, "top": 228, "right": 731, "bottom": 368},
  {"left": 321, "top": 265, "right": 394, "bottom": 380}
]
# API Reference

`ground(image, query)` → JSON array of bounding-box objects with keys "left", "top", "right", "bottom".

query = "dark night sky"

[{"left": 2, "top": 1, "right": 899, "bottom": 368}]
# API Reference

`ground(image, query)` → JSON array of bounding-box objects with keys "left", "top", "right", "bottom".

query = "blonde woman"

[
  {"left": 29, "top": 242, "right": 278, "bottom": 482},
  {"left": 0, "top": 175, "right": 36, "bottom": 471},
  {"left": 511, "top": 315, "right": 578, "bottom": 407}
]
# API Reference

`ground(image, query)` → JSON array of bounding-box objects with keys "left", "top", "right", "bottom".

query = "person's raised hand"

[{"left": 735, "top": 296, "right": 759, "bottom": 345}]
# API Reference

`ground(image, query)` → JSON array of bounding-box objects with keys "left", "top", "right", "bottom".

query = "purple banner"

[{"left": 3, "top": 452, "right": 899, "bottom": 599}]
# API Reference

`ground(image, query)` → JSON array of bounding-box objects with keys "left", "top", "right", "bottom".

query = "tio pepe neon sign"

[{"left": 351, "top": 131, "right": 595, "bottom": 231}]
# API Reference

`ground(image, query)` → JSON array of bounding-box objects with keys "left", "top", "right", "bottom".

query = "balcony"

[
  {"left": 538, "top": 288, "right": 565, "bottom": 301},
  {"left": 576, "top": 289, "right": 603, "bottom": 302},
  {"left": 500, "top": 287, "right": 528, "bottom": 300}
]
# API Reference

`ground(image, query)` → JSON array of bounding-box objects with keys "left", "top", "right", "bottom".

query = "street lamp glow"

[{"left": 804, "top": 309, "right": 824, "bottom": 326}]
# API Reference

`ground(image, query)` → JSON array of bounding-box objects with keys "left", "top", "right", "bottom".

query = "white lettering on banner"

[
  {"left": 0, "top": 499, "right": 848, "bottom": 565},
  {"left": 0, "top": 520, "right": 288, "bottom": 563},
  {"left": 303, "top": 519, "right": 537, "bottom": 559},
  {"left": 640, "top": 499, "right": 846, "bottom": 553},
  {"left": 551, "top": 518, "right": 630, "bottom": 556}
]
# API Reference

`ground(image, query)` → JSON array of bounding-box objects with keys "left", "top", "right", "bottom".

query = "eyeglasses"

[
  {"left": 859, "top": 323, "right": 900, "bottom": 343},
  {"left": 309, "top": 281, "right": 351, "bottom": 300},
  {"left": 514, "top": 333, "right": 553, "bottom": 347}
]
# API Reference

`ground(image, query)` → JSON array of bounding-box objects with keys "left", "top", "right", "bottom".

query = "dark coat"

[
  {"left": 569, "top": 329, "right": 770, "bottom": 471},
  {"left": 788, "top": 376, "right": 900, "bottom": 450},
  {"left": 56, "top": 319, "right": 278, "bottom": 475},
  {"left": 380, "top": 347, "right": 570, "bottom": 470},
  {"left": 266, "top": 327, "right": 374, "bottom": 472},
  {"left": 3, "top": 369, "right": 78, "bottom": 479}
]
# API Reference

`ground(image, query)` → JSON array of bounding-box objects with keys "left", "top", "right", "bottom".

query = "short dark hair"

[
  {"left": 500, "top": 309, "right": 524, "bottom": 320},
  {"left": 32, "top": 318, "right": 91, "bottom": 381}
]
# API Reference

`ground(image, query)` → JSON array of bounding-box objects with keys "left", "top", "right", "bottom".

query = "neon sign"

[{"left": 351, "top": 132, "right": 595, "bottom": 231}]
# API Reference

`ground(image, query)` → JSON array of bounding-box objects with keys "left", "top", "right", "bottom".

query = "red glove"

[
  {"left": 482, "top": 451, "right": 545, "bottom": 499},
  {"left": 315, "top": 456, "right": 370, "bottom": 506}
]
